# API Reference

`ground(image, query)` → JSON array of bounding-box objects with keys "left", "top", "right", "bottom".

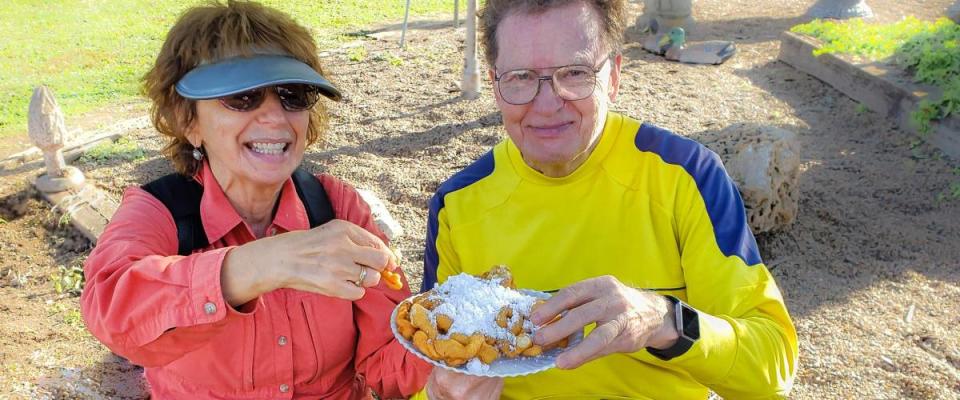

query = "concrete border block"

[{"left": 32, "top": 181, "right": 119, "bottom": 245}]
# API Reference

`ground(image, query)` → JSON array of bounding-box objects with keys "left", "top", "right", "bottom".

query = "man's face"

[{"left": 492, "top": 1, "right": 621, "bottom": 177}]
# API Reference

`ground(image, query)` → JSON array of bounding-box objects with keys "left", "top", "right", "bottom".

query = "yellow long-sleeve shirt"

[{"left": 418, "top": 112, "right": 798, "bottom": 399}]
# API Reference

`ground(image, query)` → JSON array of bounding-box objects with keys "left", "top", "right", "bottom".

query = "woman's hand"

[
  {"left": 530, "top": 276, "right": 679, "bottom": 369},
  {"left": 221, "top": 219, "right": 398, "bottom": 304},
  {"left": 425, "top": 368, "right": 503, "bottom": 400}
]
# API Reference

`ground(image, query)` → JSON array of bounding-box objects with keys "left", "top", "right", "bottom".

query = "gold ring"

[{"left": 355, "top": 266, "right": 367, "bottom": 287}]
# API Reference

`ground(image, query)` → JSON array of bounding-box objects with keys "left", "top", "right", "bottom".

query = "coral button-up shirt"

[{"left": 80, "top": 162, "right": 430, "bottom": 399}]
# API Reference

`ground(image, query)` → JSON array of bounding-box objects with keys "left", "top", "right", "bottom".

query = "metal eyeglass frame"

[{"left": 493, "top": 57, "right": 611, "bottom": 105}]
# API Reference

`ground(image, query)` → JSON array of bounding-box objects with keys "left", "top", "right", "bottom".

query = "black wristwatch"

[{"left": 647, "top": 295, "right": 700, "bottom": 360}]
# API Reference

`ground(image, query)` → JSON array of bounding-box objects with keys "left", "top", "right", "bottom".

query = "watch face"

[{"left": 677, "top": 301, "right": 700, "bottom": 342}]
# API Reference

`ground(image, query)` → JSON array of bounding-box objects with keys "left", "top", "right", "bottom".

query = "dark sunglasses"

[{"left": 218, "top": 84, "right": 320, "bottom": 112}]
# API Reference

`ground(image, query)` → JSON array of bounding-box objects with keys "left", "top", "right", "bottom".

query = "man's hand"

[
  {"left": 530, "top": 276, "right": 679, "bottom": 369},
  {"left": 425, "top": 368, "right": 503, "bottom": 400}
]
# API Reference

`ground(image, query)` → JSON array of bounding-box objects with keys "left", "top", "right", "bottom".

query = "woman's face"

[{"left": 188, "top": 89, "right": 309, "bottom": 191}]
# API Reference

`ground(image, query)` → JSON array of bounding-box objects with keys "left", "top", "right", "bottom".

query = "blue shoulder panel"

[
  {"left": 421, "top": 151, "right": 496, "bottom": 292},
  {"left": 634, "top": 123, "right": 762, "bottom": 266}
]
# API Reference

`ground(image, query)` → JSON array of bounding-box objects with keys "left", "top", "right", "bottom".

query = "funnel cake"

[{"left": 392, "top": 265, "right": 571, "bottom": 375}]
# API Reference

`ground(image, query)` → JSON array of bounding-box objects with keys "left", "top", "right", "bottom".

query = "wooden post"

[
  {"left": 461, "top": 0, "right": 480, "bottom": 99},
  {"left": 28, "top": 86, "right": 85, "bottom": 193}
]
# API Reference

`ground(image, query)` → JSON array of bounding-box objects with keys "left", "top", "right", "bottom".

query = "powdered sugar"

[
  {"left": 429, "top": 272, "right": 537, "bottom": 341},
  {"left": 465, "top": 358, "right": 490, "bottom": 374}
]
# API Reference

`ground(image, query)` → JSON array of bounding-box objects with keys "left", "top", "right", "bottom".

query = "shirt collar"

[{"left": 196, "top": 162, "right": 310, "bottom": 243}]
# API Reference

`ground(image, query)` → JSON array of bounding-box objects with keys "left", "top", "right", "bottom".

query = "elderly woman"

[{"left": 80, "top": 1, "right": 430, "bottom": 398}]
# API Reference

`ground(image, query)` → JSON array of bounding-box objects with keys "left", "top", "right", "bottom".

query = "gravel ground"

[{"left": 1, "top": 0, "right": 958, "bottom": 398}]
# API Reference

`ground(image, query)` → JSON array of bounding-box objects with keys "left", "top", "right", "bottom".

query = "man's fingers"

[
  {"left": 428, "top": 369, "right": 503, "bottom": 400},
  {"left": 533, "top": 299, "right": 600, "bottom": 346},
  {"left": 555, "top": 318, "right": 622, "bottom": 369},
  {"left": 531, "top": 278, "right": 604, "bottom": 325}
]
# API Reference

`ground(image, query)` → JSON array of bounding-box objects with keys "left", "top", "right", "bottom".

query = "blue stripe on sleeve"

[
  {"left": 634, "top": 123, "right": 762, "bottom": 266},
  {"left": 421, "top": 151, "right": 496, "bottom": 292}
]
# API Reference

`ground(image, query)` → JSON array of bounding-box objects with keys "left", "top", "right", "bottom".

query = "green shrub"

[{"left": 792, "top": 18, "right": 960, "bottom": 135}]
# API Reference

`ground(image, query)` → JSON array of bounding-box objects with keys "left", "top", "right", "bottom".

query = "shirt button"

[
  {"left": 278, "top": 335, "right": 288, "bottom": 346},
  {"left": 268, "top": 227, "right": 277, "bottom": 236},
  {"left": 279, "top": 383, "right": 290, "bottom": 393},
  {"left": 203, "top": 302, "right": 217, "bottom": 315}
]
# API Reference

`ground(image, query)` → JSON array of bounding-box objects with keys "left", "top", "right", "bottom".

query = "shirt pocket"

[{"left": 300, "top": 295, "right": 357, "bottom": 388}]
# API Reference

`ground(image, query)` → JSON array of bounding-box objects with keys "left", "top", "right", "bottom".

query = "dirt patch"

[{"left": 1, "top": 0, "right": 959, "bottom": 398}]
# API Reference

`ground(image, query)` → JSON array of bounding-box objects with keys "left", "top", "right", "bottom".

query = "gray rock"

[
  {"left": 357, "top": 188, "right": 405, "bottom": 241},
  {"left": 700, "top": 124, "right": 801, "bottom": 234}
]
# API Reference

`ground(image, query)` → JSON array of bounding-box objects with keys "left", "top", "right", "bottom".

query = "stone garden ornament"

[
  {"left": 28, "top": 85, "right": 85, "bottom": 193},
  {"left": 806, "top": 0, "right": 874, "bottom": 19}
]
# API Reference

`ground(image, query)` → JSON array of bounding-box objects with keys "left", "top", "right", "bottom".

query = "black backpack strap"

[
  {"left": 141, "top": 168, "right": 334, "bottom": 256},
  {"left": 141, "top": 174, "right": 208, "bottom": 256},
  {"left": 291, "top": 167, "right": 335, "bottom": 228}
]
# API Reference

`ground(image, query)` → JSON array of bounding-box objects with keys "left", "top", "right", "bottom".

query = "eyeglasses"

[
  {"left": 218, "top": 84, "right": 320, "bottom": 112},
  {"left": 494, "top": 58, "right": 609, "bottom": 105}
]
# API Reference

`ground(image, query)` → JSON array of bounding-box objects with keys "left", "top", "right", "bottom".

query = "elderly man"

[{"left": 416, "top": 0, "right": 798, "bottom": 399}]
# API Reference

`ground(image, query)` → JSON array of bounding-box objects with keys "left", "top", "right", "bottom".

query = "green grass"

[
  {"left": 0, "top": 0, "right": 457, "bottom": 138},
  {"left": 79, "top": 136, "right": 146, "bottom": 163}
]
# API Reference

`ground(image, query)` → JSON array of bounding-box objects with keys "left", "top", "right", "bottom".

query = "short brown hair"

[
  {"left": 143, "top": 0, "right": 330, "bottom": 176},
  {"left": 479, "top": 0, "right": 628, "bottom": 68}
]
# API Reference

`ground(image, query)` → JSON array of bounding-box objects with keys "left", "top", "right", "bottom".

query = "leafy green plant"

[
  {"left": 47, "top": 302, "right": 86, "bottom": 333},
  {"left": 792, "top": 18, "right": 960, "bottom": 135},
  {"left": 792, "top": 17, "right": 930, "bottom": 59},
  {"left": 57, "top": 211, "right": 72, "bottom": 227},
  {"left": 388, "top": 54, "right": 404, "bottom": 67},
  {"left": 51, "top": 263, "right": 84, "bottom": 296},
  {"left": 347, "top": 46, "right": 368, "bottom": 62}
]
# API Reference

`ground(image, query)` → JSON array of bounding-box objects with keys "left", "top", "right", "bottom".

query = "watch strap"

[{"left": 647, "top": 295, "right": 700, "bottom": 361}]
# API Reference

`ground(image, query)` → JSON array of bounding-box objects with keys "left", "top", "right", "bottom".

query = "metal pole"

[
  {"left": 400, "top": 0, "right": 412, "bottom": 48},
  {"left": 461, "top": 0, "right": 480, "bottom": 99},
  {"left": 454, "top": 0, "right": 460, "bottom": 28}
]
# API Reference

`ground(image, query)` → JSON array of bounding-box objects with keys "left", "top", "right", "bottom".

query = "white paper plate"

[{"left": 390, "top": 290, "right": 583, "bottom": 377}]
